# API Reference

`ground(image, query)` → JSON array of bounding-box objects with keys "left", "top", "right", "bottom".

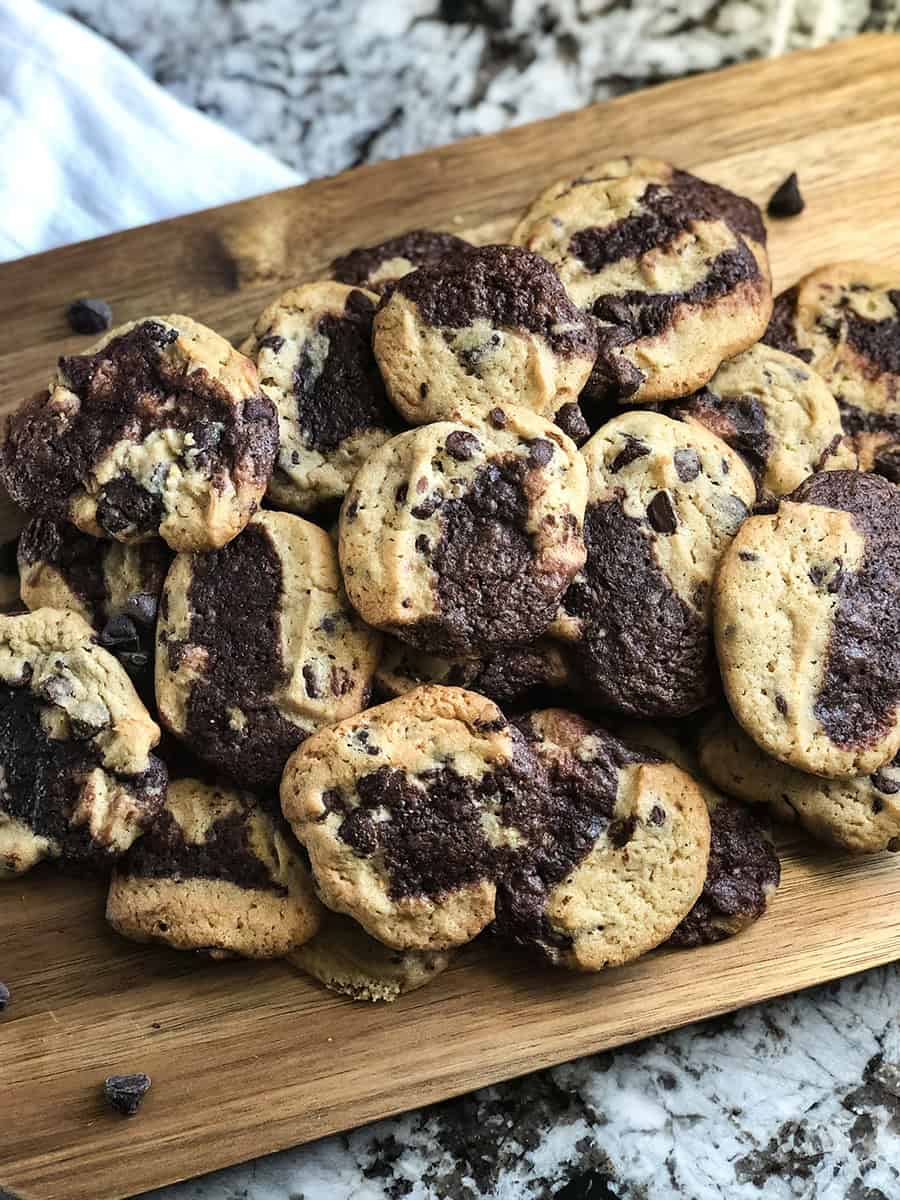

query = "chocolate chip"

[
  {"left": 873, "top": 798, "right": 885, "bottom": 814},
  {"left": 395, "top": 483, "right": 408, "bottom": 504},
  {"left": 66, "top": 298, "right": 113, "bottom": 335},
  {"left": 648, "top": 805, "right": 666, "bottom": 826},
  {"left": 420, "top": 381, "right": 429, "bottom": 399},
  {"left": 593, "top": 296, "right": 634, "bottom": 327},
  {"left": 609, "top": 815, "right": 637, "bottom": 848},
  {"left": 302, "top": 664, "right": 322, "bottom": 699},
  {"left": 445, "top": 431, "right": 481, "bottom": 461},
  {"left": 123, "top": 592, "right": 159, "bottom": 627},
  {"left": 0, "top": 982, "right": 9, "bottom": 1011},
  {"left": 673, "top": 448, "right": 701, "bottom": 482},
  {"left": 647, "top": 491, "right": 678, "bottom": 534},
  {"left": 345, "top": 498, "right": 359, "bottom": 521},
  {"left": 528, "top": 439, "right": 554, "bottom": 467},
  {"left": 610, "top": 435, "right": 650, "bottom": 473},
  {"left": 415, "top": 534, "right": 431, "bottom": 554},
  {"left": 99, "top": 615, "right": 139, "bottom": 650},
  {"left": 258, "top": 334, "right": 285, "bottom": 354},
  {"left": 411, "top": 493, "right": 443, "bottom": 519},
  {"left": 117, "top": 650, "right": 150, "bottom": 677},
  {"left": 553, "top": 402, "right": 590, "bottom": 446},
  {"left": 767, "top": 172, "right": 804, "bottom": 219},
  {"left": 103, "top": 1073, "right": 151, "bottom": 1117},
  {"left": 488, "top": 407, "right": 507, "bottom": 429},
  {"left": 775, "top": 694, "right": 788, "bottom": 715},
  {"left": 739, "top": 551, "right": 758, "bottom": 562}
]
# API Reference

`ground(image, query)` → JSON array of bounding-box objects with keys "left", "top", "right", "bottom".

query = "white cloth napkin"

[{"left": 0, "top": 0, "right": 299, "bottom": 262}]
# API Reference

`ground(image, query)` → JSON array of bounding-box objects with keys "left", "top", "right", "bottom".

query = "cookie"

[
  {"left": 280, "top": 686, "right": 523, "bottom": 951},
  {"left": 512, "top": 157, "right": 772, "bottom": 407},
  {"left": 107, "top": 777, "right": 321, "bottom": 958},
  {"left": 762, "top": 262, "right": 900, "bottom": 471},
  {"left": 495, "top": 708, "right": 710, "bottom": 970},
  {"left": 554, "top": 411, "right": 755, "bottom": 716},
  {"left": 698, "top": 709, "right": 900, "bottom": 854},
  {"left": 289, "top": 910, "right": 455, "bottom": 1001},
  {"left": 339, "top": 404, "right": 587, "bottom": 657},
  {"left": 371, "top": 244, "right": 597, "bottom": 426},
  {"left": 714, "top": 470, "right": 900, "bottom": 778},
  {"left": 0, "top": 608, "right": 165, "bottom": 877},
  {"left": 375, "top": 635, "right": 573, "bottom": 707},
  {"left": 156, "top": 510, "right": 379, "bottom": 790},
  {"left": 242, "top": 283, "right": 402, "bottom": 514},
  {"left": 330, "top": 229, "right": 471, "bottom": 294},
  {"left": 0, "top": 540, "right": 19, "bottom": 614},
  {"left": 1, "top": 316, "right": 277, "bottom": 551},
  {"left": 614, "top": 721, "right": 780, "bottom": 947},
  {"left": 672, "top": 343, "right": 850, "bottom": 499}
]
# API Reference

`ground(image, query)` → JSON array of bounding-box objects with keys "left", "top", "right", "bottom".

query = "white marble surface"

[{"left": 35, "top": 2, "right": 900, "bottom": 1197}]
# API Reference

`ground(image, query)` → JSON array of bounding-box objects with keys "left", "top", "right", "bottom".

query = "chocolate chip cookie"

[
  {"left": 554, "top": 411, "right": 755, "bottom": 716},
  {"left": 339, "top": 404, "right": 587, "bottom": 657},
  {"left": 672, "top": 342, "right": 850, "bottom": 499},
  {"left": 512, "top": 157, "right": 772, "bottom": 407},
  {"left": 330, "top": 228, "right": 471, "bottom": 294},
  {"left": 2, "top": 316, "right": 277, "bottom": 551},
  {"left": 242, "top": 283, "right": 402, "bottom": 513},
  {"left": 615, "top": 721, "right": 780, "bottom": 947},
  {"left": 107, "top": 777, "right": 322, "bottom": 958},
  {"left": 715, "top": 471, "right": 900, "bottom": 778},
  {"left": 762, "top": 262, "right": 900, "bottom": 474},
  {"left": 156, "top": 510, "right": 380, "bottom": 789},
  {"left": 281, "top": 686, "right": 526, "bottom": 950},
  {"left": 495, "top": 708, "right": 710, "bottom": 970},
  {"left": 289, "top": 910, "right": 456, "bottom": 1001},
  {"left": 0, "top": 608, "right": 165, "bottom": 877},
  {"left": 372, "top": 244, "right": 597, "bottom": 425}
]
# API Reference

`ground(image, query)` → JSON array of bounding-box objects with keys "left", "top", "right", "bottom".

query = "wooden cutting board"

[{"left": 2, "top": 33, "right": 900, "bottom": 1200}]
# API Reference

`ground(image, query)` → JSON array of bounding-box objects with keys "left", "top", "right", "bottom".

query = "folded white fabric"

[{"left": 0, "top": 0, "right": 299, "bottom": 262}]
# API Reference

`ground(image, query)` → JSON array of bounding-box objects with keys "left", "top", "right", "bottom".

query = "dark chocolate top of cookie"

[
  {"left": 669, "top": 798, "right": 779, "bottom": 948},
  {"left": 387, "top": 244, "right": 597, "bottom": 359},
  {"left": 331, "top": 229, "right": 471, "bottom": 291},
  {"left": 843, "top": 288, "right": 900, "bottom": 375},
  {"left": 560, "top": 499, "right": 719, "bottom": 716},
  {"left": 790, "top": 471, "right": 900, "bottom": 750},
  {"left": 674, "top": 390, "right": 771, "bottom": 489},
  {"left": 170, "top": 523, "right": 307, "bottom": 787},
  {"left": 2, "top": 321, "right": 277, "bottom": 533},
  {"left": 445, "top": 645, "right": 563, "bottom": 706}
]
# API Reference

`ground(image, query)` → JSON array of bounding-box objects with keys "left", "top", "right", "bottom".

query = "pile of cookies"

[{"left": 1, "top": 154, "right": 898, "bottom": 1005}]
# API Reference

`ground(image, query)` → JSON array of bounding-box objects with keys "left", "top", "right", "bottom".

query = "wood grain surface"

[{"left": 2, "top": 33, "right": 900, "bottom": 1200}]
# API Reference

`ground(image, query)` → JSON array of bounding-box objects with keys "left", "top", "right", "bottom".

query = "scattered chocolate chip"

[
  {"left": 609, "top": 815, "right": 637, "bottom": 848},
  {"left": 647, "top": 491, "right": 678, "bottom": 534},
  {"left": 528, "top": 438, "right": 554, "bottom": 467},
  {"left": 395, "top": 483, "right": 408, "bottom": 504},
  {"left": 775, "top": 694, "right": 788, "bottom": 716},
  {"left": 66, "top": 298, "right": 113, "bottom": 335},
  {"left": 648, "top": 805, "right": 666, "bottom": 826},
  {"left": 411, "top": 493, "right": 443, "bottom": 519},
  {"left": 302, "top": 664, "right": 322, "bottom": 699},
  {"left": 553, "top": 402, "right": 590, "bottom": 446},
  {"left": 610, "top": 435, "right": 650, "bottom": 473},
  {"left": 415, "top": 534, "right": 431, "bottom": 554},
  {"left": 767, "top": 172, "right": 804, "bottom": 219},
  {"left": 673, "top": 448, "right": 701, "bottom": 482},
  {"left": 488, "top": 407, "right": 507, "bottom": 429},
  {"left": 344, "top": 498, "right": 359, "bottom": 521},
  {"left": 445, "top": 431, "right": 481, "bottom": 461},
  {"left": 258, "top": 334, "right": 285, "bottom": 354},
  {"left": 103, "top": 1073, "right": 151, "bottom": 1116},
  {"left": 419, "top": 382, "right": 429, "bottom": 399},
  {"left": 873, "top": 798, "right": 885, "bottom": 814},
  {"left": 739, "top": 551, "right": 758, "bottom": 562},
  {"left": 0, "top": 982, "right": 9, "bottom": 1011}
]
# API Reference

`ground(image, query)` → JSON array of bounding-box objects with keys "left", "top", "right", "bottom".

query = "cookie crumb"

[
  {"left": 767, "top": 173, "right": 804, "bottom": 218},
  {"left": 66, "top": 297, "right": 113, "bottom": 335},
  {"left": 0, "top": 982, "right": 10, "bottom": 1011},
  {"left": 103, "top": 1073, "right": 152, "bottom": 1116}
]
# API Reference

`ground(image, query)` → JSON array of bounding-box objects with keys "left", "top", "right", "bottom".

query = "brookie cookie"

[
  {"left": 242, "top": 283, "right": 402, "bottom": 513},
  {"left": 156, "top": 510, "right": 380, "bottom": 789},
  {"left": 107, "top": 777, "right": 322, "bottom": 958},
  {"left": 374, "top": 635, "right": 573, "bottom": 708},
  {"left": 615, "top": 721, "right": 780, "bottom": 947},
  {"left": 762, "top": 262, "right": 900, "bottom": 474},
  {"left": 280, "top": 686, "right": 525, "bottom": 951},
  {"left": 371, "top": 244, "right": 597, "bottom": 426},
  {"left": 672, "top": 343, "right": 851, "bottom": 499},
  {"left": 0, "top": 608, "right": 165, "bottom": 877},
  {"left": 554, "top": 411, "right": 755, "bottom": 716},
  {"left": 1, "top": 316, "right": 277, "bottom": 551},
  {"left": 495, "top": 708, "right": 710, "bottom": 970},
  {"left": 512, "top": 157, "right": 771, "bottom": 407},
  {"left": 339, "top": 405, "right": 587, "bottom": 656},
  {"left": 289, "top": 910, "right": 456, "bottom": 1002},
  {"left": 715, "top": 471, "right": 900, "bottom": 778},
  {"left": 699, "top": 710, "right": 900, "bottom": 854},
  {"left": 330, "top": 228, "right": 471, "bottom": 294}
]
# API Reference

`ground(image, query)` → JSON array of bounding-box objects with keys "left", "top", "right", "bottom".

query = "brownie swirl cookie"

[
  {"left": 512, "top": 157, "right": 771, "bottom": 407},
  {"left": 1, "top": 317, "right": 277, "bottom": 551},
  {"left": 762, "top": 262, "right": 900, "bottom": 474},
  {"left": 339, "top": 406, "right": 587, "bottom": 657},
  {"left": 0, "top": 609, "right": 165, "bottom": 877},
  {"left": 699, "top": 709, "right": 900, "bottom": 855},
  {"left": 615, "top": 721, "right": 780, "bottom": 947},
  {"left": 495, "top": 709, "right": 710, "bottom": 970},
  {"left": 371, "top": 244, "right": 597, "bottom": 426},
  {"left": 242, "top": 283, "right": 402, "bottom": 514},
  {"left": 281, "top": 686, "right": 526, "bottom": 951},
  {"left": 715, "top": 471, "right": 900, "bottom": 778},
  {"left": 672, "top": 343, "right": 850, "bottom": 499},
  {"left": 330, "top": 228, "right": 471, "bottom": 294},
  {"left": 554, "top": 411, "right": 755, "bottom": 716},
  {"left": 107, "top": 777, "right": 322, "bottom": 958},
  {"left": 156, "top": 510, "right": 380, "bottom": 790}
]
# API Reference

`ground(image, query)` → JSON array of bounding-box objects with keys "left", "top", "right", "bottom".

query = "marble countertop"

[{"left": 38, "top": 2, "right": 900, "bottom": 1197}]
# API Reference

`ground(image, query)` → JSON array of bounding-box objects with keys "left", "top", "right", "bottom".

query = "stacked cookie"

[{"left": 1, "top": 156, "right": 898, "bottom": 1002}]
